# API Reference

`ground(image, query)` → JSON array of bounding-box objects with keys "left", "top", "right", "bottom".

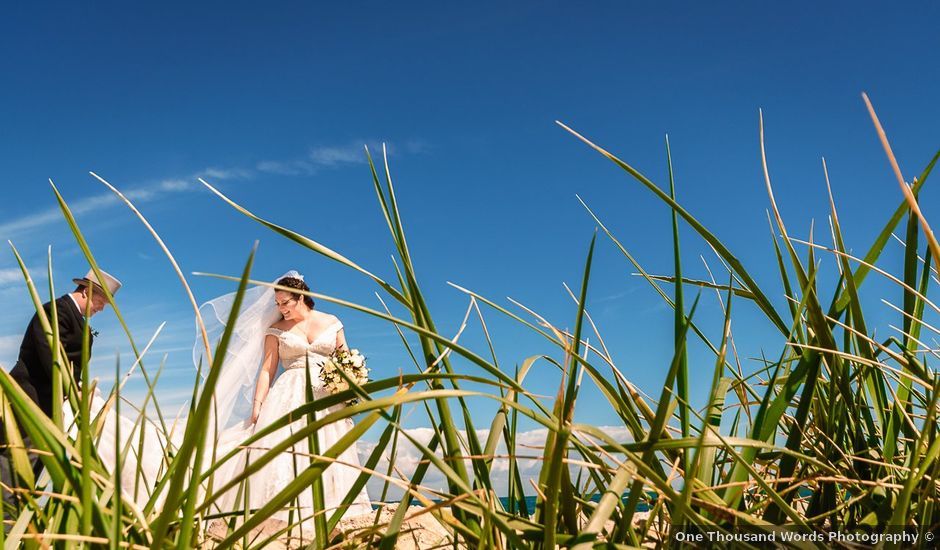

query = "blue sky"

[{"left": 1, "top": 3, "right": 939, "bottom": 481}]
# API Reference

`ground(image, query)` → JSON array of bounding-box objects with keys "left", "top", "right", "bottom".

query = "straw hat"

[{"left": 72, "top": 268, "right": 122, "bottom": 296}]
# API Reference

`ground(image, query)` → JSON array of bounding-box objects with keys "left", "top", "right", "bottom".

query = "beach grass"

[{"left": 1, "top": 95, "right": 938, "bottom": 548}]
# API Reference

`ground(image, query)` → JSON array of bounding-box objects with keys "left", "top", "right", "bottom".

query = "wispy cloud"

[
  {"left": 257, "top": 143, "right": 367, "bottom": 176},
  {"left": 0, "top": 268, "right": 26, "bottom": 285},
  {"left": 0, "top": 170, "right": 243, "bottom": 242},
  {"left": 256, "top": 139, "right": 430, "bottom": 177},
  {"left": 309, "top": 144, "right": 367, "bottom": 167},
  {"left": 0, "top": 335, "right": 22, "bottom": 367},
  {"left": 256, "top": 160, "right": 317, "bottom": 177},
  {"left": 196, "top": 167, "right": 253, "bottom": 182},
  {"left": 0, "top": 192, "right": 119, "bottom": 238},
  {"left": 398, "top": 139, "right": 432, "bottom": 155},
  {"left": 592, "top": 289, "right": 638, "bottom": 304},
  {"left": 1, "top": 140, "right": 428, "bottom": 241},
  {"left": 0, "top": 267, "right": 46, "bottom": 299}
]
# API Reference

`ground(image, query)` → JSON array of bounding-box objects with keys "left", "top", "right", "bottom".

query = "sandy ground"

[
  {"left": 204, "top": 506, "right": 654, "bottom": 548},
  {"left": 204, "top": 504, "right": 455, "bottom": 549}
]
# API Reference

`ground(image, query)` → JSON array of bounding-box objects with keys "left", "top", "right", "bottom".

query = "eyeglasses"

[{"left": 274, "top": 298, "right": 298, "bottom": 308}]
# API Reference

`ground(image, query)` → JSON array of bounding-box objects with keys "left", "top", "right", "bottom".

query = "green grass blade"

[
  {"left": 199, "top": 177, "right": 409, "bottom": 308},
  {"left": 559, "top": 121, "right": 789, "bottom": 335},
  {"left": 149, "top": 244, "right": 257, "bottom": 548},
  {"left": 666, "top": 135, "right": 691, "bottom": 454}
]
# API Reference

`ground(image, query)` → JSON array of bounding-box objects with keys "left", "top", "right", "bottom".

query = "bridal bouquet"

[{"left": 321, "top": 348, "right": 369, "bottom": 405}]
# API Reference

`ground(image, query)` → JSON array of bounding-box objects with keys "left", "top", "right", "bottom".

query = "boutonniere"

[{"left": 90, "top": 327, "right": 99, "bottom": 338}]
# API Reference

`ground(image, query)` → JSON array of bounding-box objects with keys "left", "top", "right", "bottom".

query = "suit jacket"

[{"left": 9, "top": 295, "right": 93, "bottom": 417}]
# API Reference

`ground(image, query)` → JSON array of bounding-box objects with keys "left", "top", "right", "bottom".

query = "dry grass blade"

[
  {"left": 862, "top": 93, "right": 940, "bottom": 275},
  {"left": 90, "top": 171, "right": 213, "bottom": 364},
  {"left": 5, "top": 101, "right": 938, "bottom": 548}
]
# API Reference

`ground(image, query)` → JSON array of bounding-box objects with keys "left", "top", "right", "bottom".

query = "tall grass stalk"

[{"left": 0, "top": 98, "right": 937, "bottom": 548}]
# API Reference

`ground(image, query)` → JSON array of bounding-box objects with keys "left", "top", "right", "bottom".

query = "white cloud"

[
  {"left": 0, "top": 285, "right": 27, "bottom": 300},
  {"left": 256, "top": 160, "right": 317, "bottom": 176},
  {"left": 593, "top": 289, "right": 639, "bottom": 304},
  {"left": 0, "top": 268, "right": 25, "bottom": 285},
  {"left": 0, "top": 266, "right": 46, "bottom": 299},
  {"left": 0, "top": 193, "right": 119, "bottom": 238},
  {"left": 256, "top": 139, "right": 429, "bottom": 178},
  {"left": 197, "top": 168, "right": 253, "bottom": 182},
  {"left": 158, "top": 178, "right": 191, "bottom": 191},
  {"left": 309, "top": 145, "right": 366, "bottom": 167},
  {"left": 357, "top": 424, "right": 633, "bottom": 502},
  {"left": 399, "top": 139, "right": 432, "bottom": 155},
  {"left": 0, "top": 171, "right": 231, "bottom": 241},
  {"left": 256, "top": 144, "right": 365, "bottom": 176},
  {"left": 369, "top": 139, "right": 432, "bottom": 158},
  {"left": 0, "top": 334, "right": 22, "bottom": 367}
]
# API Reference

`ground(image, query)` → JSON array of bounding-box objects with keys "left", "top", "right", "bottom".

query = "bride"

[
  {"left": 66, "top": 270, "right": 371, "bottom": 534},
  {"left": 198, "top": 271, "right": 372, "bottom": 529}
]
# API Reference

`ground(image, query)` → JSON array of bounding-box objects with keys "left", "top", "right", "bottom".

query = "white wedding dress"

[
  {"left": 240, "top": 319, "right": 372, "bottom": 528},
  {"left": 62, "top": 388, "right": 172, "bottom": 508},
  {"left": 61, "top": 272, "right": 372, "bottom": 535}
]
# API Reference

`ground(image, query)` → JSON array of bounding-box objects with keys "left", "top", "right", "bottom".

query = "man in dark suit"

[
  {"left": 1, "top": 268, "right": 121, "bottom": 519},
  {"left": 9, "top": 269, "right": 121, "bottom": 416}
]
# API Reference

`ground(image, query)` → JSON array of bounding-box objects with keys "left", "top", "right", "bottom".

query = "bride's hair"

[{"left": 276, "top": 276, "right": 315, "bottom": 309}]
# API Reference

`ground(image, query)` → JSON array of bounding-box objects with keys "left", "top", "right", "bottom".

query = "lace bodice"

[{"left": 265, "top": 320, "right": 343, "bottom": 371}]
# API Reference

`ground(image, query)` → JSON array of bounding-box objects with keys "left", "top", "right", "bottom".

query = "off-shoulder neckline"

[{"left": 267, "top": 320, "right": 342, "bottom": 346}]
